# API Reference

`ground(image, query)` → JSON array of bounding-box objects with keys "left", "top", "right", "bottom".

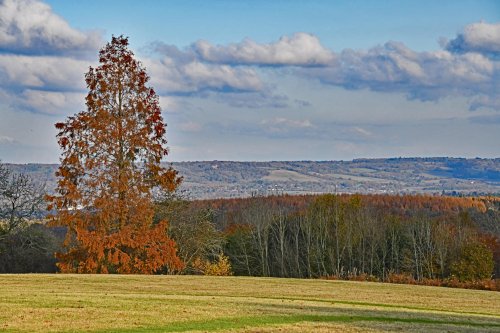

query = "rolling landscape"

[
  {"left": 1, "top": 1, "right": 500, "bottom": 332},
  {"left": 4, "top": 161, "right": 500, "bottom": 333},
  {"left": 6, "top": 157, "right": 500, "bottom": 199}
]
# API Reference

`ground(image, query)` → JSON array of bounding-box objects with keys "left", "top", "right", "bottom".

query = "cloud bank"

[
  {"left": 144, "top": 55, "right": 263, "bottom": 94},
  {"left": 0, "top": 0, "right": 102, "bottom": 118},
  {"left": 302, "top": 40, "right": 498, "bottom": 109},
  {"left": 1, "top": 0, "right": 498, "bottom": 116},
  {"left": 0, "top": 0, "right": 101, "bottom": 56},
  {"left": 0, "top": 54, "right": 88, "bottom": 90},
  {"left": 446, "top": 21, "right": 500, "bottom": 55},
  {"left": 151, "top": 21, "right": 499, "bottom": 110},
  {"left": 192, "top": 33, "right": 334, "bottom": 66}
]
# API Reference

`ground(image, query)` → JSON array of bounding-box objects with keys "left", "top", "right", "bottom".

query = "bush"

[
  {"left": 192, "top": 253, "right": 233, "bottom": 276},
  {"left": 386, "top": 273, "right": 417, "bottom": 285},
  {"left": 450, "top": 242, "right": 494, "bottom": 282}
]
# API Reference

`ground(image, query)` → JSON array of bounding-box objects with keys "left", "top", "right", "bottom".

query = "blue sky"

[
  {"left": 46, "top": 0, "right": 499, "bottom": 50},
  {"left": 0, "top": 0, "right": 499, "bottom": 163}
]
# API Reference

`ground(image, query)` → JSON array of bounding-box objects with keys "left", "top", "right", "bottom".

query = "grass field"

[{"left": 0, "top": 275, "right": 499, "bottom": 332}]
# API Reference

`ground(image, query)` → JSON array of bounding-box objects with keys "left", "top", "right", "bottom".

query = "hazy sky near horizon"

[{"left": 0, "top": 0, "right": 499, "bottom": 163}]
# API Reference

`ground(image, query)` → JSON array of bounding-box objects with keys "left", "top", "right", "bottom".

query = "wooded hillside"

[{"left": 157, "top": 194, "right": 500, "bottom": 289}]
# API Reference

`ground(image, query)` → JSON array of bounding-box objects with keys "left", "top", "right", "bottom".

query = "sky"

[{"left": 0, "top": 0, "right": 499, "bottom": 163}]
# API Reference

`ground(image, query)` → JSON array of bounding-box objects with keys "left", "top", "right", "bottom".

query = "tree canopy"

[{"left": 48, "top": 36, "right": 183, "bottom": 274}]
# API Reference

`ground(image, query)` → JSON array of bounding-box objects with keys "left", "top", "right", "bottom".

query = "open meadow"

[{"left": 0, "top": 275, "right": 499, "bottom": 332}]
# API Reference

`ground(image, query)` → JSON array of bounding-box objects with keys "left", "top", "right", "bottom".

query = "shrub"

[
  {"left": 192, "top": 253, "right": 233, "bottom": 276},
  {"left": 450, "top": 242, "right": 494, "bottom": 282},
  {"left": 386, "top": 273, "right": 417, "bottom": 285}
]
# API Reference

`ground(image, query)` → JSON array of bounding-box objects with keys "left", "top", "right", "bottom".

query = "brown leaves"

[
  {"left": 49, "top": 35, "right": 183, "bottom": 274},
  {"left": 58, "top": 137, "right": 69, "bottom": 148}
]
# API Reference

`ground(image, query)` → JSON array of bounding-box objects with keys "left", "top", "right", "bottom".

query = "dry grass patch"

[{"left": 0, "top": 275, "right": 499, "bottom": 332}]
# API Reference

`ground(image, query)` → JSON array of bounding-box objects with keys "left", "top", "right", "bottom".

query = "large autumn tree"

[{"left": 48, "top": 36, "right": 183, "bottom": 274}]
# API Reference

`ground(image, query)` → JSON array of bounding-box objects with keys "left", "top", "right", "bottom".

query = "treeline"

[
  {"left": 157, "top": 194, "right": 500, "bottom": 287},
  {"left": 2, "top": 170, "right": 500, "bottom": 290}
]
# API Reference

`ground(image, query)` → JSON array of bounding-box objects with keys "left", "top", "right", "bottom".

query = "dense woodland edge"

[{"left": 1, "top": 172, "right": 500, "bottom": 291}]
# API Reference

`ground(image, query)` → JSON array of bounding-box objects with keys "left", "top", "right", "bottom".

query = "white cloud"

[
  {"left": 19, "top": 89, "right": 85, "bottom": 115},
  {"left": 184, "top": 61, "right": 263, "bottom": 91},
  {"left": 258, "top": 117, "right": 315, "bottom": 138},
  {"left": 0, "top": 135, "right": 15, "bottom": 144},
  {"left": 193, "top": 33, "right": 335, "bottom": 66},
  {"left": 144, "top": 57, "right": 263, "bottom": 94},
  {"left": 261, "top": 118, "right": 313, "bottom": 128},
  {"left": 1, "top": 11, "right": 499, "bottom": 118},
  {"left": 301, "top": 40, "right": 499, "bottom": 109},
  {"left": 351, "top": 127, "right": 372, "bottom": 137},
  {"left": 469, "top": 95, "right": 500, "bottom": 111},
  {"left": 152, "top": 24, "right": 500, "bottom": 111},
  {"left": 0, "top": 0, "right": 99, "bottom": 116},
  {"left": 159, "top": 95, "right": 178, "bottom": 112},
  {"left": 0, "top": 54, "right": 88, "bottom": 90},
  {"left": 0, "top": 0, "right": 102, "bottom": 56},
  {"left": 446, "top": 21, "right": 500, "bottom": 54}
]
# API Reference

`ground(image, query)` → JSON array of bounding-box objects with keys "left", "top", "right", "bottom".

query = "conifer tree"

[{"left": 48, "top": 36, "right": 183, "bottom": 274}]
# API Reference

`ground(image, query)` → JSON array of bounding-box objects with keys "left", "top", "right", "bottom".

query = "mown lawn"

[{"left": 0, "top": 274, "right": 499, "bottom": 332}]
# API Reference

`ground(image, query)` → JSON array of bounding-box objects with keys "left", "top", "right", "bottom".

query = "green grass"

[{"left": 0, "top": 275, "right": 499, "bottom": 332}]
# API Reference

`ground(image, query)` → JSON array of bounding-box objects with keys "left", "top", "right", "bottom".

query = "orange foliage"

[
  {"left": 193, "top": 193, "right": 487, "bottom": 228},
  {"left": 357, "top": 194, "right": 486, "bottom": 213},
  {"left": 324, "top": 273, "right": 500, "bottom": 291},
  {"left": 192, "top": 254, "right": 233, "bottom": 276},
  {"left": 48, "top": 36, "right": 183, "bottom": 274}
]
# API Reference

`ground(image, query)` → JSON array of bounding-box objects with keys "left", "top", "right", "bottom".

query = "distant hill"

[{"left": 5, "top": 157, "right": 500, "bottom": 199}]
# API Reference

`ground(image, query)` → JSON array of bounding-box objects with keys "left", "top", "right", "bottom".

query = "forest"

[
  {"left": 2, "top": 170, "right": 499, "bottom": 291},
  {"left": 159, "top": 194, "right": 500, "bottom": 288}
]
